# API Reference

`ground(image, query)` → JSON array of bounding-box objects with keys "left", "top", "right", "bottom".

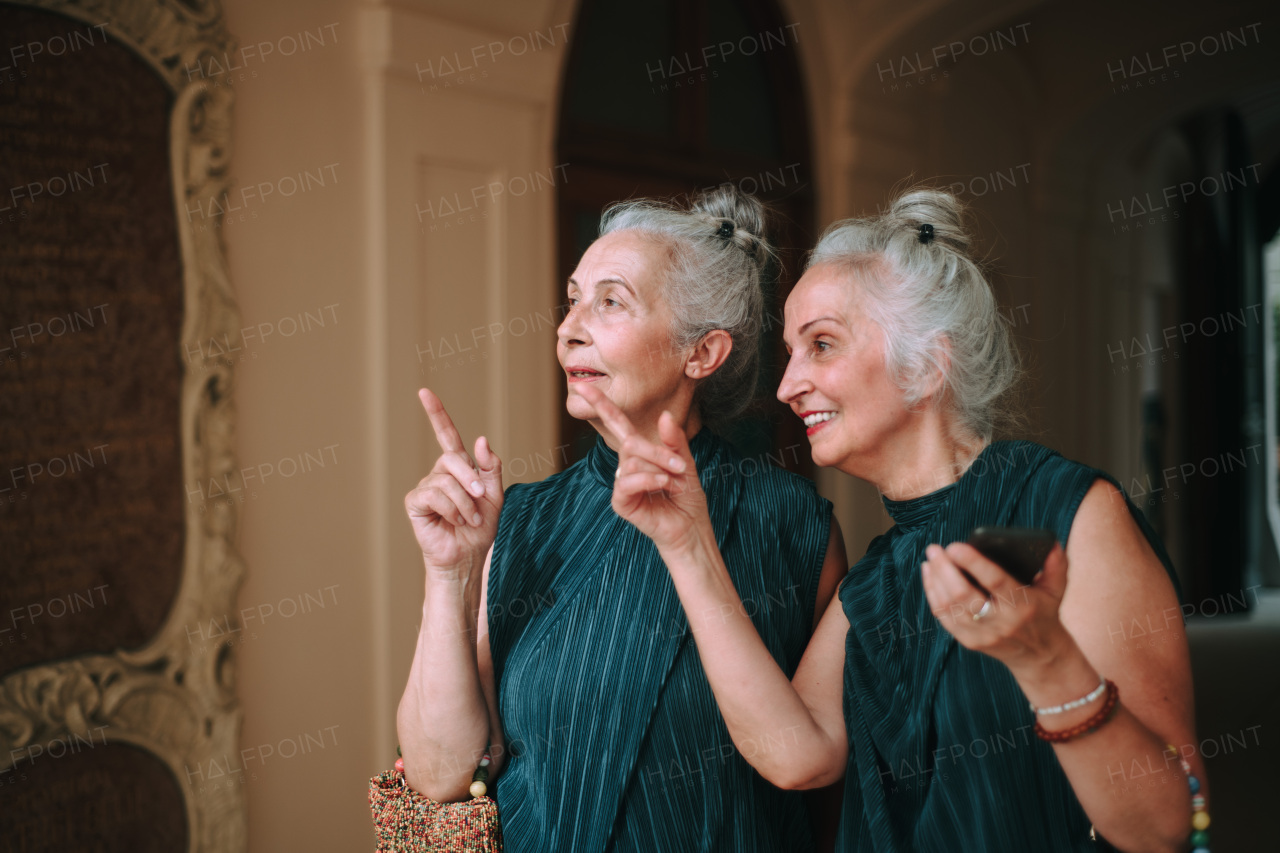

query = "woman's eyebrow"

[
  {"left": 798, "top": 316, "right": 840, "bottom": 334},
  {"left": 597, "top": 276, "right": 636, "bottom": 296},
  {"left": 567, "top": 276, "right": 636, "bottom": 297}
]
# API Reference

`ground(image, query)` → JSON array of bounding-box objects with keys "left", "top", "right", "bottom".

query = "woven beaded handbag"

[{"left": 369, "top": 756, "right": 502, "bottom": 853}]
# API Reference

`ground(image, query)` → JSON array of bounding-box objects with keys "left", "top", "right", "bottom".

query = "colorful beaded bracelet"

[
  {"left": 1033, "top": 679, "right": 1119, "bottom": 743},
  {"left": 1165, "top": 744, "right": 1210, "bottom": 852},
  {"left": 1085, "top": 734, "right": 1211, "bottom": 851}
]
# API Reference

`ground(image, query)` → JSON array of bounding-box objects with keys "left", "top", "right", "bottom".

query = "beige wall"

[
  {"left": 217, "top": 1, "right": 366, "bottom": 849},
  {"left": 221, "top": 0, "right": 574, "bottom": 848}
]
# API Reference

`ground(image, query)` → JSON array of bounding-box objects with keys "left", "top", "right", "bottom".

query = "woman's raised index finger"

[
  {"left": 575, "top": 382, "right": 635, "bottom": 440},
  {"left": 419, "top": 388, "right": 466, "bottom": 453}
]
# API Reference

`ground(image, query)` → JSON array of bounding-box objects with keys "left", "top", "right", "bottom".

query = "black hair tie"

[
  {"left": 918, "top": 223, "right": 935, "bottom": 244},
  {"left": 716, "top": 220, "right": 735, "bottom": 240}
]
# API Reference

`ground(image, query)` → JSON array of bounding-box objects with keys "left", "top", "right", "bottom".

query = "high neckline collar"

[
  {"left": 882, "top": 481, "right": 957, "bottom": 529},
  {"left": 587, "top": 427, "right": 719, "bottom": 487},
  {"left": 880, "top": 441, "right": 999, "bottom": 529}
]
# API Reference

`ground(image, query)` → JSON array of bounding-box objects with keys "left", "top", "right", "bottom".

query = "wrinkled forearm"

[
  {"left": 1009, "top": 640, "right": 1194, "bottom": 853},
  {"left": 658, "top": 527, "right": 846, "bottom": 789},
  {"left": 396, "top": 559, "right": 492, "bottom": 801}
]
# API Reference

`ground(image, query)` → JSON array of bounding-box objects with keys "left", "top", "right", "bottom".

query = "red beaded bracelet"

[{"left": 1034, "top": 679, "right": 1119, "bottom": 743}]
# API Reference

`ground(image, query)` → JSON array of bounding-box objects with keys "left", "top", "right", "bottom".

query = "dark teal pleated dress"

[
  {"left": 836, "top": 440, "right": 1181, "bottom": 852},
  {"left": 488, "top": 429, "right": 832, "bottom": 852}
]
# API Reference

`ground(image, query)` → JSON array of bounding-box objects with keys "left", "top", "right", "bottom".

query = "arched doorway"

[{"left": 554, "top": 0, "right": 816, "bottom": 470}]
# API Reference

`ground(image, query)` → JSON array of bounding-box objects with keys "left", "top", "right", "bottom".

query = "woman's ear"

[
  {"left": 918, "top": 334, "right": 952, "bottom": 401},
  {"left": 685, "top": 329, "right": 733, "bottom": 379}
]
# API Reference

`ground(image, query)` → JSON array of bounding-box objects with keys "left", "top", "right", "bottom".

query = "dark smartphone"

[{"left": 967, "top": 526, "right": 1057, "bottom": 585}]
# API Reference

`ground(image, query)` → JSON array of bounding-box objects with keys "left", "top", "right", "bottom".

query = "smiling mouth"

[{"left": 802, "top": 411, "right": 836, "bottom": 428}]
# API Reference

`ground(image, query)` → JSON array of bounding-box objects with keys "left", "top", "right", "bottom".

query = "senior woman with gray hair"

[
  {"left": 395, "top": 185, "right": 846, "bottom": 851},
  {"left": 587, "top": 187, "right": 1207, "bottom": 852}
]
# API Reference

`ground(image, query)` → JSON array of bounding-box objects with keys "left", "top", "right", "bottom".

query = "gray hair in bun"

[
  {"left": 807, "top": 186, "right": 1022, "bottom": 440},
  {"left": 599, "top": 184, "right": 774, "bottom": 430}
]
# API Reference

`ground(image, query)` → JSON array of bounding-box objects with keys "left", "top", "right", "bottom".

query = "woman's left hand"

[
  {"left": 574, "top": 383, "right": 711, "bottom": 556},
  {"left": 921, "top": 541, "right": 1075, "bottom": 674}
]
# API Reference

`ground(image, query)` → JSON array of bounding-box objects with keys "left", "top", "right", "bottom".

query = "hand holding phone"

[{"left": 967, "top": 526, "right": 1057, "bottom": 585}]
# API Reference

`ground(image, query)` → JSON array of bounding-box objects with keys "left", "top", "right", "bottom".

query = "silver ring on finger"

[
  {"left": 972, "top": 599, "right": 993, "bottom": 621},
  {"left": 615, "top": 466, "right": 622, "bottom": 480}
]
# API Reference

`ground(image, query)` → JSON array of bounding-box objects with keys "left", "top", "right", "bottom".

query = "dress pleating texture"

[
  {"left": 489, "top": 429, "right": 833, "bottom": 853},
  {"left": 836, "top": 440, "right": 1180, "bottom": 852}
]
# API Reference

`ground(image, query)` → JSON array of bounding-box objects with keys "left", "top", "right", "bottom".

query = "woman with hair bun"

[
  {"left": 587, "top": 187, "right": 1207, "bottom": 852},
  {"left": 394, "top": 184, "right": 847, "bottom": 851}
]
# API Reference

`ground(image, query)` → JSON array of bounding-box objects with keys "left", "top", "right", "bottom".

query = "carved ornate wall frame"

[{"left": 0, "top": 0, "right": 246, "bottom": 849}]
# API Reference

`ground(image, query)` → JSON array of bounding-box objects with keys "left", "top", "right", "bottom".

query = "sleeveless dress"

[
  {"left": 488, "top": 429, "right": 833, "bottom": 852},
  {"left": 836, "top": 440, "right": 1181, "bottom": 852}
]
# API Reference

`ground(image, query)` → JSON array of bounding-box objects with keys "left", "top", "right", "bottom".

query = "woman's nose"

[
  {"left": 557, "top": 303, "right": 588, "bottom": 346},
  {"left": 777, "top": 353, "right": 809, "bottom": 403}
]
